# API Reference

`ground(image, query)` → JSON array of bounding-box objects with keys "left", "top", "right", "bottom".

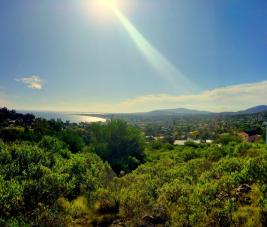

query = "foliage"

[
  {"left": 92, "top": 143, "right": 267, "bottom": 226},
  {"left": 0, "top": 139, "right": 112, "bottom": 225},
  {"left": 87, "top": 120, "right": 145, "bottom": 173},
  {"left": 1, "top": 108, "right": 267, "bottom": 226}
]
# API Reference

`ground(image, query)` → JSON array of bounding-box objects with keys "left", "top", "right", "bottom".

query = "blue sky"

[{"left": 0, "top": 0, "right": 267, "bottom": 112}]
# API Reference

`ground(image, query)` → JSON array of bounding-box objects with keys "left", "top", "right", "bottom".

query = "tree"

[
  {"left": 89, "top": 120, "right": 145, "bottom": 173},
  {"left": 60, "top": 130, "right": 85, "bottom": 153}
]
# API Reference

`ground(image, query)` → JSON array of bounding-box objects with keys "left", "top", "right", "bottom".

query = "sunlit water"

[{"left": 18, "top": 111, "right": 106, "bottom": 123}]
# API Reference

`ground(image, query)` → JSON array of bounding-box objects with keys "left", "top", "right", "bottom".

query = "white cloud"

[
  {"left": 115, "top": 80, "right": 267, "bottom": 112},
  {"left": 16, "top": 75, "right": 43, "bottom": 90},
  {"left": 10, "top": 80, "right": 267, "bottom": 113}
]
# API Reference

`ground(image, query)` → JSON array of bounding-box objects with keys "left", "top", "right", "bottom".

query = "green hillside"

[{"left": 0, "top": 108, "right": 267, "bottom": 226}]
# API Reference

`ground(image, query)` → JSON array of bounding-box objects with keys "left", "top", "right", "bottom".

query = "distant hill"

[
  {"left": 237, "top": 105, "right": 267, "bottom": 115},
  {"left": 78, "top": 105, "right": 267, "bottom": 119},
  {"left": 141, "top": 105, "right": 267, "bottom": 116},
  {"left": 145, "top": 108, "right": 212, "bottom": 116},
  {"left": 147, "top": 105, "right": 267, "bottom": 116}
]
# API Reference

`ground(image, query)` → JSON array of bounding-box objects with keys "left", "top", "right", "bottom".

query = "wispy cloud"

[
  {"left": 16, "top": 75, "right": 43, "bottom": 90},
  {"left": 10, "top": 80, "right": 267, "bottom": 113},
  {"left": 115, "top": 80, "right": 267, "bottom": 112}
]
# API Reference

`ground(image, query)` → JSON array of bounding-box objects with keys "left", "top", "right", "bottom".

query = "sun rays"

[
  {"left": 112, "top": 6, "right": 197, "bottom": 93},
  {"left": 88, "top": 0, "right": 197, "bottom": 93}
]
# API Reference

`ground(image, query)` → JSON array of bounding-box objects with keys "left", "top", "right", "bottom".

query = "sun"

[
  {"left": 87, "top": 0, "right": 118, "bottom": 22},
  {"left": 86, "top": 0, "right": 131, "bottom": 24},
  {"left": 98, "top": 0, "right": 117, "bottom": 8},
  {"left": 93, "top": 0, "right": 117, "bottom": 10}
]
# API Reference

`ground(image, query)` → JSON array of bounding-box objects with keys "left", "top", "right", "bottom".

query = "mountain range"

[
  {"left": 144, "top": 108, "right": 211, "bottom": 116},
  {"left": 236, "top": 105, "right": 267, "bottom": 115},
  {"left": 79, "top": 105, "right": 267, "bottom": 118},
  {"left": 143, "top": 105, "right": 267, "bottom": 116}
]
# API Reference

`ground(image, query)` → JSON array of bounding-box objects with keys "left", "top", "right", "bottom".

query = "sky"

[{"left": 0, "top": 0, "right": 267, "bottom": 113}]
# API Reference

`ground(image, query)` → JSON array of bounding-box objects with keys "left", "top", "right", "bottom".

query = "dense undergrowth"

[
  {"left": 1, "top": 140, "right": 267, "bottom": 226},
  {"left": 91, "top": 142, "right": 267, "bottom": 226}
]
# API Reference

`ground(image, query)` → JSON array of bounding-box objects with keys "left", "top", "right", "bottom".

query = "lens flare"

[
  {"left": 87, "top": 0, "right": 197, "bottom": 93},
  {"left": 113, "top": 7, "right": 197, "bottom": 93}
]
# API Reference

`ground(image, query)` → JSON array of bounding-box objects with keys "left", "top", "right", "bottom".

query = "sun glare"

[
  {"left": 95, "top": 0, "right": 117, "bottom": 8},
  {"left": 85, "top": 0, "right": 195, "bottom": 92},
  {"left": 88, "top": 0, "right": 118, "bottom": 22}
]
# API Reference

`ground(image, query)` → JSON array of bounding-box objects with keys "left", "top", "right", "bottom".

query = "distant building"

[
  {"left": 205, "top": 140, "right": 213, "bottom": 144},
  {"left": 173, "top": 139, "right": 213, "bottom": 146},
  {"left": 239, "top": 130, "right": 261, "bottom": 143},
  {"left": 174, "top": 140, "right": 187, "bottom": 145}
]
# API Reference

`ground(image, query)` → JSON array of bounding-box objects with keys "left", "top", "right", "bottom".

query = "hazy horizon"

[{"left": 14, "top": 102, "right": 267, "bottom": 115}]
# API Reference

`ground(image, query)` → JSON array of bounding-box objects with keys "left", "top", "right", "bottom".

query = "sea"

[{"left": 18, "top": 111, "right": 106, "bottom": 124}]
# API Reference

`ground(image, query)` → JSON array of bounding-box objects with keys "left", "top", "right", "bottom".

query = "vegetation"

[
  {"left": 94, "top": 142, "right": 267, "bottom": 226},
  {"left": 105, "top": 111, "right": 267, "bottom": 141},
  {"left": 87, "top": 120, "right": 145, "bottom": 173},
  {"left": 0, "top": 108, "right": 267, "bottom": 226},
  {"left": 0, "top": 138, "right": 112, "bottom": 226},
  {"left": 0, "top": 108, "right": 145, "bottom": 173}
]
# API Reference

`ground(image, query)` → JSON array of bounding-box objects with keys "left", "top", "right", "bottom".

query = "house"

[
  {"left": 239, "top": 130, "right": 261, "bottom": 143},
  {"left": 205, "top": 140, "right": 213, "bottom": 144},
  {"left": 173, "top": 140, "right": 187, "bottom": 145},
  {"left": 173, "top": 139, "right": 213, "bottom": 146}
]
